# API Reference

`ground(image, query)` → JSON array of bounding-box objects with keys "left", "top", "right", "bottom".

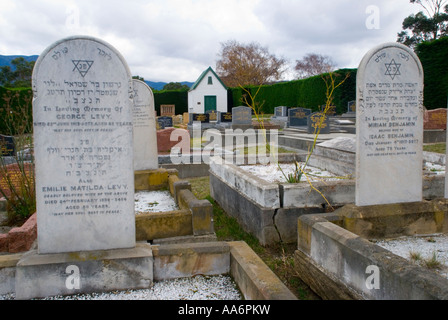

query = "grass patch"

[
  {"left": 187, "top": 176, "right": 210, "bottom": 200},
  {"left": 409, "top": 251, "right": 422, "bottom": 263},
  {"left": 424, "top": 252, "right": 442, "bottom": 270},
  {"left": 423, "top": 143, "right": 446, "bottom": 154},
  {"left": 187, "top": 176, "right": 320, "bottom": 300},
  {"left": 409, "top": 250, "right": 443, "bottom": 270},
  {"left": 206, "top": 195, "right": 263, "bottom": 254},
  {"left": 240, "top": 146, "right": 296, "bottom": 155},
  {"left": 208, "top": 194, "right": 315, "bottom": 299}
]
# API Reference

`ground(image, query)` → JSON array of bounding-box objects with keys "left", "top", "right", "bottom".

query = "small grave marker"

[
  {"left": 307, "top": 112, "right": 330, "bottom": 134},
  {"left": 133, "top": 79, "right": 158, "bottom": 171},
  {"left": 0, "top": 134, "right": 15, "bottom": 156},
  {"left": 160, "top": 104, "right": 175, "bottom": 117},
  {"left": 288, "top": 108, "right": 311, "bottom": 127}
]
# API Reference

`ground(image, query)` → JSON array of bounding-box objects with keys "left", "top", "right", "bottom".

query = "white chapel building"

[{"left": 188, "top": 66, "right": 228, "bottom": 114}]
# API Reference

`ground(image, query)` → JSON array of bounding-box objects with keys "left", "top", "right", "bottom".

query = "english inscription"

[
  {"left": 32, "top": 36, "right": 135, "bottom": 253},
  {"left": 356, "top": 43, "right": 424, "bottom": 206}
]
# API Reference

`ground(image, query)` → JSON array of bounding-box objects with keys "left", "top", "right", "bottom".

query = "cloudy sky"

[{"left": 0, "top": 0, "right": 418, "bottom": 83}]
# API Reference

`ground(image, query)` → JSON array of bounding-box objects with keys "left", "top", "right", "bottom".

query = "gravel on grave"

[
  {"left": 423, "top": 162, "right": 445, "bottom": 175},
  {"left": 240, "top": 162, "right": 445, "bottom": 184},
  {"left": 0, "top": 275, "right": 242, "bottom": 300},
  {"left": 240, "top": 163, "right": 342, "bottom": 183},
  {"left": 373, "top": 234, "right": 448, "bottom": 279},
  {"left": 134, "top": 190, "right": 179, "bottom": 214}
]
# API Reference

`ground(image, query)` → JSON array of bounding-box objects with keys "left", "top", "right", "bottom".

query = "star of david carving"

[
  {"left": 132, "top": 88, "right": 139, "bottom": 99},
  {"left": 384, "top": 59, "right": 401, "bottom": 80},
  {"left": 72, "top": 60, "right": 94, "bottom": 77}
]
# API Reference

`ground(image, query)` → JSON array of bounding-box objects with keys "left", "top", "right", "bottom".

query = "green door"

[{"left": 204, "top": 96, "right": 217, "bottom": 113}]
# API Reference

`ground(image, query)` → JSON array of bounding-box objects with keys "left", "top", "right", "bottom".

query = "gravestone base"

[
  {"left": 295, "top": 199, "right": 448, "bottom": 300},
  {"left": 134, "top": 168, "right": 178, "bottom": 191},
  {"left": 271, "top": 116, "right": 288, "bottom": 123},
  {"left": 14, "top": 243, "right": 153, "bottom": 300},
  {"left": 270, "top": 118, "right": 288, "bottom": 129},
  {"left": 424, "top": 129, "right": 446, "bottom": 143},
  {"left": 334, "top": 199, "right": 448, "bottom": 239},
  {"left": 231, "top": 124, "right": 254, "bottom": 131}
]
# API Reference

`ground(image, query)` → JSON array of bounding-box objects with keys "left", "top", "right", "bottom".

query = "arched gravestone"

[
  {"left": 32, "top": 36, "right": 135, "bottom": 253},
  {"left": 132, "top": 79, "right": 158, "bottom": 171},
  {"left": 356, "top": 43, "right": 424, "bottom": 206}
]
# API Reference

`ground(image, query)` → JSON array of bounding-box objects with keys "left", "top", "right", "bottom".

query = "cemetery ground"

[
  {"left": 0, "top": 170, "right": 320, "bottom": 300},
  {"left": 1, "top": 140, "right": 447, "bottom": 300},
  {"left": 186, "top": 175, "right": 320, "bottom": 300},
  {"left": 424, "top": 143, "right": 446, "bottom": 154},
  {"left": 2, "top": 38, "right": 447, "bottom": 301},
  {"left": 184, "top": 138, "right": 448, "bottom": 300}
]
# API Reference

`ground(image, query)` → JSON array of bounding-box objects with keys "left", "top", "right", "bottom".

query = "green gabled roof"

[{"left": 189, "top": 66, "right": 228, "bottom": 91}]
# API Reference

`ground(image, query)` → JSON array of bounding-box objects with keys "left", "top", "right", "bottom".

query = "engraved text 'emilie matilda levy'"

[{"left": 33, "top": 36, "right": 135, "bottom": 254}]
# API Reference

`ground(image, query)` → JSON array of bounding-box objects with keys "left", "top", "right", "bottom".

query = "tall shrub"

[
  {"left": 0, "top": 87, "right": 35, "bottom": 224},
  {"left": 416, "top": 37, "right": 448, "bottom": 110}
]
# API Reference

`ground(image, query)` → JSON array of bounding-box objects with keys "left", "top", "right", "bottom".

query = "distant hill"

[{"left": 145, "top": 81, "right": 193, "bottom": 91}]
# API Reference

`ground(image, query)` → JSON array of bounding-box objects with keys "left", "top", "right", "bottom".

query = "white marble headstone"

[
  {"left": 132, "top": 79, "right": 158, "bottom": 171},
  {"left": 32, "top": 36, "right": 135, "bottom": 253},
  {"left": 356, "top": 42, "right": 424, "bottom": 206}
]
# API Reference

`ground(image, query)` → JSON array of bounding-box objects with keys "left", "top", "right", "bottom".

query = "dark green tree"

[
  {"left": 0, "top": 66, "right": 14, "bottom": 87},
  {"left": 398, "top": 0, "right": 448, "bottom": 48},
  {"left": 163, "top": 82, "right": 189, "bottom": 90},
  {"left": 0, "top": 57, "right": 35, "bottom": 88}
]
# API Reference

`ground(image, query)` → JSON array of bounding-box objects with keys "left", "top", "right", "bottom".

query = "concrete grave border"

[
  {"left": 134, "top": 168, "right": 214, "bottom": 241},
  {"left": 209, "top": 152, "right": 445, "bottom": 245},
  {"left": 295, "top": 199, "right": 448, "bottom": 300},
  {"left": 0, "top": 241, "right": 297, "bottom": 300}
]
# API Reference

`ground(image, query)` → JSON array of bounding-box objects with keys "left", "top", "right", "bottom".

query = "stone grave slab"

[
  {"left": 183, "top": 112, "right": 189, "bottom": 125},
  {"left": 307, "top": 112, "right": 330, "bottom": 134},
  {"left": 355, "top": 42, "right": 424, "bottom": 206},
  {"left": 158, "top": 116, "right": 173, "bottom": 129},
  {"left": 232, "top": 106, "right": 252, "bottom": 129},
  {"left": 288, "top": 108, "right": 311, "bottom": 127},
  {"left": 347, "top": 101, "right": 356, "bottom": 113},
  {"left": 0, "top": 135, "right": 15, "bottom": 156},
  {"left": 317, "top": 136, "right": 356, "bottom": 153},
  {"left": 207, "top": 110, "right": 218, "bottom": 122},
  {"left": 132, "top": 79, "right": 158, "bottom": 171},
  {"left": 274, "top": 106, "right": 288, "bottom": 117},
  {"left": 190, "top": 113, "right": 209, "bottom": 124},
  {"left": 160, "top": 104, "right": 175, "bottom": 117},
  {"left": 32, "top": 36, "right": 136, "bottom": 254},
  {"left": 220, "top": 112, "right": 232, "bottom": 123}
]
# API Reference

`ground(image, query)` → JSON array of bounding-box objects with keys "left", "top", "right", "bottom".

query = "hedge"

[
  {"left": 153, "top": 89, "right": 189, "bottom": 115},
  {"left": 229, "top": 68, "right": 357, "bottom": 115},
  {"left": 416, "top": 36, "right": 448, "bottom": 110}
]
